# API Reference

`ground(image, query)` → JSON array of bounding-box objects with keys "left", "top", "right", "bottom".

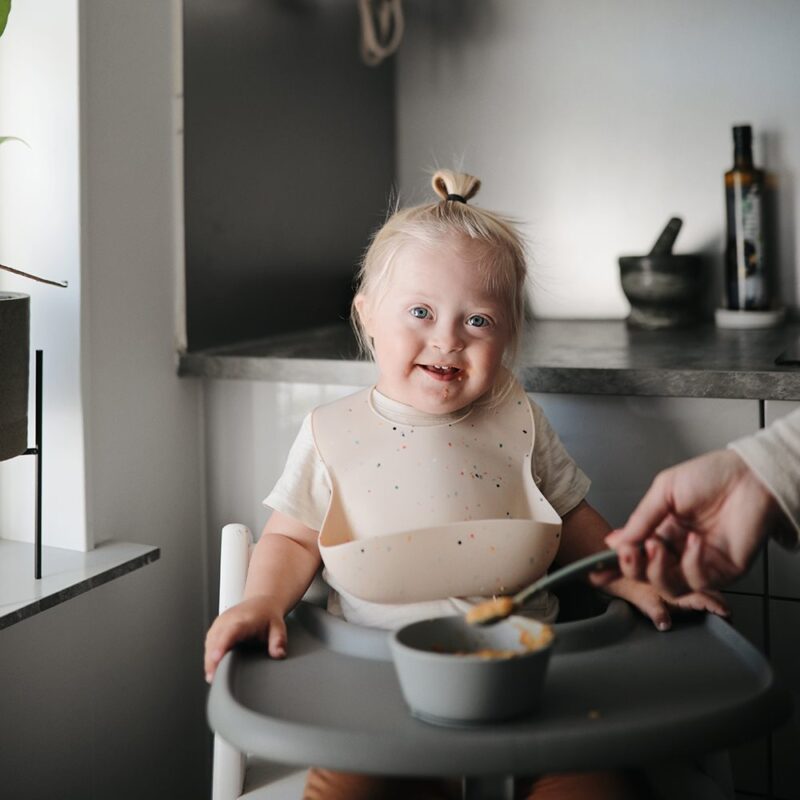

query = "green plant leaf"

[
  {"left": 0, "top": 1, "right": 11, "bottom": 39},
  {"left": 0, "top": 136, "right": 28, "bottom": 147}
]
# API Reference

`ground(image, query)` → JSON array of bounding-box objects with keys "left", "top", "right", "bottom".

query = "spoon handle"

[{"left": 512, "top": 549, "right": 620, "bottom": 609}]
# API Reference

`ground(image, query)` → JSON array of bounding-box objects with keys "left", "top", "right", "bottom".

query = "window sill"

[{"left": 0, "top": 539, "right": 160, "bottom": 630}]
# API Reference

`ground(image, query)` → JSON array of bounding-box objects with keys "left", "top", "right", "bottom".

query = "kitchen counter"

[
  {"left": 178, "top": 319, "right": 800, "bottom": 401},
  {"left": 0, "top": 540, "right": 159, "bottom": 630}
]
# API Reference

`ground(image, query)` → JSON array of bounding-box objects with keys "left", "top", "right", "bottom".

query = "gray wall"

[
  {"left": 396, "top": 0, "right": 800, "bottom": 319},
  {"left": 184, "top": 0, "right": 396, "bottom": 350},
  {"left": 0, "top": 3, "right": 210, "bottom": 798}
]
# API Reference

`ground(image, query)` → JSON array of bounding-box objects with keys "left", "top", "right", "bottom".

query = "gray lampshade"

[{"left": 0, "top": 292, "right": 30, "bottom": 461}]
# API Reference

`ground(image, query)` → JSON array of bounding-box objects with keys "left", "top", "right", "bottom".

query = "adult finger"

[
  {"left": 681, "top": 532, "right": 731, "bottom": 592},
  {"left": 612, "top": 472, "right": 674, "bottom": 545},
  {"left": 615, "top": 540, "right": 648, "bottom": 581},
  {"left": 645, "top": 537, "right": 690, "bottom": 598},
  {"left": 653, "top": 516, "right": 689, "bottom": 556}
]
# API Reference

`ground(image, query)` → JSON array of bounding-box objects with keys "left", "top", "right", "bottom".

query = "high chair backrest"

[
  {"left": 212, "top": 524, "right": 326, "bottom": 800},
  {"left": 212, "top": 524, "right": 253, "bottom": 800},
  {"left": 219, "top": 524, "right": 254, "bottom": 614}
]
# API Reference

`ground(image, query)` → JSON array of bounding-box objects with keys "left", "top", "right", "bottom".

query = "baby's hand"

[
  {"left": 204, "top": 595, "right": 288, "bottom": 683},
  {"left": 598, "top": 575, "right": 729, "bottom": 632}
]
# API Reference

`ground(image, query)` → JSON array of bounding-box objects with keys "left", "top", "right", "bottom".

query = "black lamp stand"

[{"left": 21, "top": 349, "right": 43, "bottom": 579}]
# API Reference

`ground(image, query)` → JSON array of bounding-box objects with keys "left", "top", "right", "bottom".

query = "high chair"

[
  {"left": 212, "top": 523, "right": 325, "bottom": 800},
  {"left": 210, "top": 525, "right": 760, "bottom": 800}
]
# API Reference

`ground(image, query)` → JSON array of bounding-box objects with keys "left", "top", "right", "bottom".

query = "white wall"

[
  {"left": 204, "top": 380, "right": 359, "bottom": 612},
  {"left": 0, "top": 2, "right": 210, "bottom": 798},
  {"left": 0, "top": 0, "right": 87, "bottom": 549},
  {"left": 396, "top": 0, "right": 800, "bottom": 318}
]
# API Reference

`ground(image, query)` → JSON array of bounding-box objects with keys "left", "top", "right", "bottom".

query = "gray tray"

[{"left": 208, "top": 600, "right": 790, "bottom": 778}]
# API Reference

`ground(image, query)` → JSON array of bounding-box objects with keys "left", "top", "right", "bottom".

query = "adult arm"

[{"left": 606, "top": 409, "right": 800, "bottom": 594}]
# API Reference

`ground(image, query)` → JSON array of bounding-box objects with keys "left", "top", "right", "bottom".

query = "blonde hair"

[{"left": 351, "top": 169, "right": 528, "bottom": 371}]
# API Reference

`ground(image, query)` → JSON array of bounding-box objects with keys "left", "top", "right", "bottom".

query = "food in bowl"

[
  {"left": 436, "top": 621, "right": 554, "bottom": 659},
  {"left": 390, "top": 615, "right": 554, "bottom": 725}
]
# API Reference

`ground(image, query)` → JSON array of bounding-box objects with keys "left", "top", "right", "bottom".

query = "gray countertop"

[
  {"left": 178, "top": 319, "right": 800, "bottom": 401},
  {"left": 0, "top": 540, "right": 159, "bottom": 629}
]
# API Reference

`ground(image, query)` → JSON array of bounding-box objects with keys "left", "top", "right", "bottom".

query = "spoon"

[{"left": 466, "top": 548, "right": 622, "bottom": 627}]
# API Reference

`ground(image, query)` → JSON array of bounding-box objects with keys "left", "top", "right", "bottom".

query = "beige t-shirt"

[
  {"left": 265, "top": 390, "right": 590, "bottom": 533},
  {"left": 263, "top": 389, "right": 590, "bottom": 627}
]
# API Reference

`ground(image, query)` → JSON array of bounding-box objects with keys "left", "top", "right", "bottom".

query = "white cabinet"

[{"left": 530, "top": 393, "right": 763, "bottom": 593}]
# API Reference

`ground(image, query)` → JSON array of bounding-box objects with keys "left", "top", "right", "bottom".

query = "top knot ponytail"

[{"left": 431, "top": 170, "right": 481, "bottom": 204}]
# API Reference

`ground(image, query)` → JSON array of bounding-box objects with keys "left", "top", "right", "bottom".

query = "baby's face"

[{"left": 356, "top": 240, "right": 511, "bottom": 415}]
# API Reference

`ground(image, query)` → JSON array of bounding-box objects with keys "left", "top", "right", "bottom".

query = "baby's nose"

[{"left": 431, "top": 324, "right": 464, "bottom": 352}]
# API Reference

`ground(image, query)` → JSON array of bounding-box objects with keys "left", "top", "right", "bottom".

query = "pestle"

[{"left": 649, "top": 217, "right": 683, "bottom": 256}]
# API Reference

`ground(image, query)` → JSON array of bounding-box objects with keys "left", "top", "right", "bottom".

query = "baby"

[{"left": 205, "top": 170, "right": 727, "bottom": 799}]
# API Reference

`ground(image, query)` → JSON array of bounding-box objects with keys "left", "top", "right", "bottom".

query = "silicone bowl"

[{"left": 390, "top": 615, "right": 554, "bottom": 726}]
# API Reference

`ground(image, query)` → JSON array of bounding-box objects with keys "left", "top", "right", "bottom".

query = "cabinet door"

[
  {"left": 764, "top": 401, "right": 800, "bottom": 599},
  {"left": 722, "top": 593, "right": 769, "bottom": 795},
  {"left": 769, "top": 598, "right": 800, "bottom": 800},
  {"left": 529, "top": 393, "right": 763, "bottom": 592}
]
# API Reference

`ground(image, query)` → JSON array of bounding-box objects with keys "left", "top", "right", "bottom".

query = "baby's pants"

[{"left": 303, "top": 767, "right": 650, "bottom": 799}]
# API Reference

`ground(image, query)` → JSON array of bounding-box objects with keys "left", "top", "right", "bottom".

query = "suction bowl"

[{"left": 390, "top": 615, "right": 554, "bottom": 727}]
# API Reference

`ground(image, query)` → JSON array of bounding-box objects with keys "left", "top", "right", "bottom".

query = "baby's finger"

[
  {"left": 204, "top": 616, "right": 258, "bottom": 680},
  {"left": 204, "top": 636, "right": 228, "bottom": 683},
  {"left": 632, "top": 586, "right": 672, "bottom": 632},
  {"left": 267, "top": 616, "right": 288, "bottom": 659},
  {"left": 670, "top": 590, "right": 730, "bottom": 617},
  {"left": 204, "top": 626, "right": 238, "bottom": 682},
  {"left": 204, "top": 650, "right": 223, "bottom": 684}
]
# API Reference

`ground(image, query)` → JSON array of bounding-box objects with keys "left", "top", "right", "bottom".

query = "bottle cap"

[{"left": 733, "top": 125, "right": 752, "bottom": 148}]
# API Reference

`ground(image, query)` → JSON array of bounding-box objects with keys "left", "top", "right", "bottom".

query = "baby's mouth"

[{"left": 419, "top": 364, "right": 463, "bottom": 382}]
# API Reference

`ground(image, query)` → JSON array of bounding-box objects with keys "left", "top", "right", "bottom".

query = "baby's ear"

[{"left": 353, "top": 293, "right": 372, "bottom": 336}]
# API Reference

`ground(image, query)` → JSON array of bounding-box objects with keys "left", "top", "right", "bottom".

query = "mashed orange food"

[
  {"left": 437, "top": 621, "right": 554, "bottom": 660},
  {"left": 465, "top": 596, "right": 516, "bottom": 625}
]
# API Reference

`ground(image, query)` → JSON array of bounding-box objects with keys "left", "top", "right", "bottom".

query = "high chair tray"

[{"left": 208, "top": 600, "right": 790, "bottom": 777}]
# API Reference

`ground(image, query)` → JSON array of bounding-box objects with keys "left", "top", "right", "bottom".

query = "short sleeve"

[
  {"left": 529, "top": 399, "right": 591, "bottom": 517},
  {"left": 262, "top": 413, "right": 331, "bottom": 531}
]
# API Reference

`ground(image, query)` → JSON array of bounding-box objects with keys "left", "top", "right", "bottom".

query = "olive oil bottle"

[{"left": 724, "top": 125, "right": 770, "bottom": 310}]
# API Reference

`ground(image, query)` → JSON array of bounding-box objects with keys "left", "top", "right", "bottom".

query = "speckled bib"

[{"left": 312, "top": 379, "right": 562, "bottom": 604}]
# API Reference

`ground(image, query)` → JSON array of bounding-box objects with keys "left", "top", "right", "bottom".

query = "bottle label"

[{"left": 727, "top": 177, "right": 767, "bottom": 309}]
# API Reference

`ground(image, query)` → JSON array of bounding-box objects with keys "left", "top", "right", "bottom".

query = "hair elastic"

[{"left": 446, "top": 193, "right": 467, "bottom": 204}]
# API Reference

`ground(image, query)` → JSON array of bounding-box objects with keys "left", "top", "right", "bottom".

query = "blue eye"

[
  {"left": 410, "top": 307, "right": 430, "bottom": 319},
  {"left": 466, "top": 314, "right": 490, "bottom": 328}
]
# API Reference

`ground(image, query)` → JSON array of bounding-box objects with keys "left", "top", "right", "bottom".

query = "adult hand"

[{"left": 605, "top": 449, "right": 780, "bottom": 595}]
